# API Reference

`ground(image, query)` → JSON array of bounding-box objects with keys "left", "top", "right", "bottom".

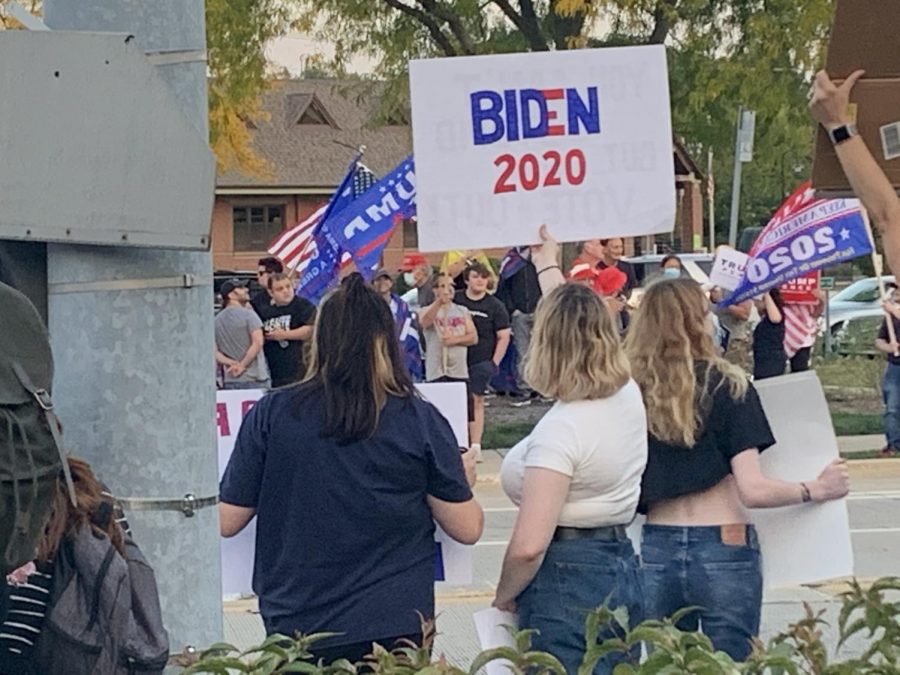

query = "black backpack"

[
  {"left": 31, "top": 519, "right": 170, "bottom": 675},
  {"left": 0, "top": 282, "right": 73, "bottom": 578}
]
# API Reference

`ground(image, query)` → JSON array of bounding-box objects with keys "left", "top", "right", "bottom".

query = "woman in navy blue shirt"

[{"left": 219, "top": 274, "right": 483, "bottom": 664}]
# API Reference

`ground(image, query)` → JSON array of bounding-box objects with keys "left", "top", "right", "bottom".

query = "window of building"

[
  {"left": 402, "top": 219, "right": 418, "bottom": 249},
  {"left": 233, "top": 205, "right": 284, "bottom": 252}
]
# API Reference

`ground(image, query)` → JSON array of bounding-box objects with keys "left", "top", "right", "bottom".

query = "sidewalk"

[{"left": 838, "top": 434, "right": 885, "bottom": 454}]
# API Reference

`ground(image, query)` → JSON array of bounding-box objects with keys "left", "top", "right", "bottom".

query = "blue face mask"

[{"left": 662, "top": 267, "right": 681, "bottom": 279}]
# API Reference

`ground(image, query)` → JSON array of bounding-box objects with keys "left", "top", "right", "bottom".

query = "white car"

[{"left": 827, "top": 276, "right": 895, "bottom": 330}]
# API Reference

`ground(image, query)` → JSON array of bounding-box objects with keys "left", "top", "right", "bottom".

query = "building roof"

[
  {"left": 217, "top": 79, "right": 412, "bottom": 190},
  {"left": 673, "top": 138, "right": 704, "bottom": 179}
]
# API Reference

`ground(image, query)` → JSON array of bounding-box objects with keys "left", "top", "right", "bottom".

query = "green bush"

[{"left": 178, "top": 577, "right": 900, "bottom": 674}]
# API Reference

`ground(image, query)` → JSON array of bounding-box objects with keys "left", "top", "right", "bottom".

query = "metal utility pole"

[
  {"left": 728, "top": 107, "right": 756, "bottom": 247},
  {"left": 42, "top": 0, "right": 221, "bottom": 653}
]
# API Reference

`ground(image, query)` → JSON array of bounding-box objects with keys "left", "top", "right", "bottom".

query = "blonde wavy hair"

[
  {"left": 524, "top": 283, "right": 630, "bottom": 401},
  {"left": 625, "top": 278, "right": 748, "bottom": 447}
]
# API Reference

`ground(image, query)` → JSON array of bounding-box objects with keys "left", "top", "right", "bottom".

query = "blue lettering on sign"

[{"left": 470, "top": 86, "right": 601, "bottom": 146}]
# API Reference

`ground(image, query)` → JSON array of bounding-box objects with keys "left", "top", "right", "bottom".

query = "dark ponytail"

[{"left": 303, "top": 273, "right": 415, "bottom": 443}]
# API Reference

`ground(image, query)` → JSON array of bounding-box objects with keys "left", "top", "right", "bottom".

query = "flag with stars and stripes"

[
  {"left": 325, "top": 155, "right": 416, "bottom": 282},
  {"left": 721, "top": 182, "right": 871, "bottom": 307},
  {"left": 267, "top": 161, "right": 376, "bottom": 275}
]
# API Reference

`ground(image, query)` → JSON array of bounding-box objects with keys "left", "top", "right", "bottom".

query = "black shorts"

[
  {"left": 431, "top": 376, "right": 475, "bottom": 422},
  {"left": 468, "top": 360, "right": 498, "bottom": 396}
]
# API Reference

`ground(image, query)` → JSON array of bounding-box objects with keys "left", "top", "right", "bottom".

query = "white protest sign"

[
  {"left": 216, "top": 383, "right": 474, "bottom": 598},
  {"left": 709, "top": 247, "right": 749, "bottom": 291},
  {"left": 751, "top": 371, "right": 854, "bottom": 588},
  {"left": 409, "top": 45, "right": 675, "bottom": 251},
  {"left": 473, "top": 608, "right": 519, "bottom": 675},
  {"left": 627, "top": 372, "right": 853, "bottom": 590},
  {"left": 418, "top": 382, "right": 474, "bottom": 586},
  {"left": 216, "top": 389, "right": 260, "bottom": 599}
]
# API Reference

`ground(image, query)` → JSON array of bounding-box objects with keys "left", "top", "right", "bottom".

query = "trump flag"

[{"left": 723, "top": 183, "right": 871, "bottom": 306}]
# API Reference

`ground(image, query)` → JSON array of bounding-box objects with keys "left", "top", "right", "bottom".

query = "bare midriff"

[{"left": 646, "top": 475, "right": 750, "bottom": 526}]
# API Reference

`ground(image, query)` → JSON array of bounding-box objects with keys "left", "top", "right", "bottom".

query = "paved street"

[{"left": 224, "top": 452, "right": 900, "bottom": 668}]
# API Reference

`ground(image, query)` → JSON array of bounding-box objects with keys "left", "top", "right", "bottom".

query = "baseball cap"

[
  {"left": 220, "top": 278, "right": 248, "bottom": 299},
  {"left": 399, "top": 253, "right": 428, "bottom": 272},
  {"left": 568, "top": 262, "right": 598, "bottom": 282},
  {"left": 373, "top": 268, "right": 394, "bottom": 281}
]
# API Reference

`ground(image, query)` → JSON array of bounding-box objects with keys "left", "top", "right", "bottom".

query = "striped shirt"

[
  {"left": 1, "top": 564, "right": 53, "bottom": 657},
  {"left": 0, "top": 491, "right": 131, "bottom": 661}
]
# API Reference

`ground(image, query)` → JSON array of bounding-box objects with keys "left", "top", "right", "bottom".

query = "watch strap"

[{"left": 828, "top": 123, "right": 858, "bottom": 145}]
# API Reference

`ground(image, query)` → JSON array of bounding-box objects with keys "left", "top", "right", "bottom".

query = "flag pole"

[
  {"left": 707, "top": 148, "right": 715, "bottom": 253},
  {"left": 287, "top": 146, "right": 367, "bottom": 277},
  {"left": 861, "top": 206, "right": 898, "bottom": 353}
]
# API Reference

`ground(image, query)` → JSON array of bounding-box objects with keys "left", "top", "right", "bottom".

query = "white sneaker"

[{"left": 471, "top": 443, "right": 483, "bottom": 463}]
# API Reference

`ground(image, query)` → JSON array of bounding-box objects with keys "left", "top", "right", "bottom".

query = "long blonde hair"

[
  {"left": 625, "top": 278, "right": 747, "bottom": 446},
  {"left": 524, "top": 283, "right": 630, "bottom": 401}
]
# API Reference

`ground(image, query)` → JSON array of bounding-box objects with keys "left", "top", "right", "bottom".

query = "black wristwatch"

[{"left": 827, "top": 123, "right": 858, "bottom": 146}]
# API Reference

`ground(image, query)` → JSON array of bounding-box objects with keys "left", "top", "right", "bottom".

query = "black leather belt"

[{"left": 553, "top": 525, "right": 627, "bottom": 542}]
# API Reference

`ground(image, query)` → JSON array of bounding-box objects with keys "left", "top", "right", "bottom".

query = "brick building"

[{"left": 213, "top": 79, "right": 705, "bottom": 272}]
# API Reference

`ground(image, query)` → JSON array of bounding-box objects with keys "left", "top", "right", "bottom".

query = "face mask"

[
  {"left": 403, "top": 272, "right": 415, "bottom": 286},
  {"left": 662, "top": 267, "right": 680, "bottom": 279}
]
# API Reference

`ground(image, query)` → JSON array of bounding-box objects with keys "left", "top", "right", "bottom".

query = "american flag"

[{"left": 267, "top": 163, "right": 377, "bottom": 272}]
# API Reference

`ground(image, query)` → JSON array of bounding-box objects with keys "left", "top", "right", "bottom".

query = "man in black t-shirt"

[
  {"left": 257, "top": 273, "right": 316, "bottom": 387},
  {"left": 251, "top": 256, "right": 284, "bottom": 315},
  {"left": 876, "top": 284, "right": 900, "bottom": 455},
  {"left": 454, "top": 262, "right": 511, "bottom": 460}
]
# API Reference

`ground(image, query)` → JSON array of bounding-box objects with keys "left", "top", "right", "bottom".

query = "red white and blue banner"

[{"left": 722, "top": 183, "right": 871, "bottom": 306}]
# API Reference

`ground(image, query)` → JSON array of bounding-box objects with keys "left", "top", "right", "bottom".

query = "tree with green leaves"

[{"left": 295, "top": 0, "right": 835, "bottom": 239}]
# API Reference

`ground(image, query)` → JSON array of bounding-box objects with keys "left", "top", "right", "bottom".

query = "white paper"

[
  {"left": 415, "top": 382, "right": 469, "bottom": 446},
  {"left": 216, "top": 384, "right": 475, "bottom": 598},
  {"left": 409, "top": 46, "right": 676, "bottom": 251},
  {"left": 751, "top": 371, "right": 854, "bottom": 588},
  {"left": 216, "top": 389, "right": 265, "bottom": 600},
  {"left": 473, "top": 608, "right": 519, "bottom": 675},
  {"left": 709, "top": 247, "right": 749, "bottom": 291}
]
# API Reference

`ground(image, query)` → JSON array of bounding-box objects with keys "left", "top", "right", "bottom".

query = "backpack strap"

[{"left": 10, "top": 362, "right": 77, "bottom": 507}]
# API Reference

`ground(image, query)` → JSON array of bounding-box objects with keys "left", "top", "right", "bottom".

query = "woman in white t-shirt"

[{"left": 494, "top": 283, "right": 648, "bottom": 675}]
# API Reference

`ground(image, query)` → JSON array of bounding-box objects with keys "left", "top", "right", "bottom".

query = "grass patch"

[
  {"left": 816, "top": 357, "right": 884, "bottom": 390},
  {"left": 482, "top": 422, "right": 533, "bottom": 450},
  {"left": 484, "top": 412, "right": 884, "bottom": 451},
  {"left": 831, "top": 412, "right": 882, "bottom": 436}
]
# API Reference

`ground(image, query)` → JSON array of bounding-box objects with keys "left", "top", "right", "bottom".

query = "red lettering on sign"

[
  {"left": 541, "top": 88, "right": 565, "bottom": 136},
  {"left": 492, "top": 149, "right": 588, "bottom": 194},
  {"left": 216, "top": 402, "right": 230, "bottom": 438},
  {"left": 242, "top": 400, "right": 257, "bottom": 417}
]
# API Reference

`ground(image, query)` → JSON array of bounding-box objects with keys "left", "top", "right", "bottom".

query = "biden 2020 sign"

[{"left": 409, "top": 45, "right": 676, "bottom": 251}]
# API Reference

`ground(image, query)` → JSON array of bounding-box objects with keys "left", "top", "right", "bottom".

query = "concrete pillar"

[{"left": 43, "top": 0, "right": 221, "bottom": 653}]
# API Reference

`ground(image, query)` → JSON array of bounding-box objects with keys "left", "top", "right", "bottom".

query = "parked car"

[
  {"left": 626, "top": 253, "right": 715, "bottom": 287},
  {"left": 823, "top": 276, "right": 895, "bottom": 356},
  {"left": 827, "top": 276, "right": 895, "bottom": 330},
  {"left": 832, "top": 314, "right": 884, "bottom": 357}
]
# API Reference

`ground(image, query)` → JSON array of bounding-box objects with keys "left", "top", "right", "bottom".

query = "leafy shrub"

[{"left": 178, "top": 577, "right": 900, "bottom": 674}]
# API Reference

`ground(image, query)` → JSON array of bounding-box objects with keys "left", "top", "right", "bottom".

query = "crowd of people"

[{"left": 213, "top": 68, "right": 900, "bottom": 672}]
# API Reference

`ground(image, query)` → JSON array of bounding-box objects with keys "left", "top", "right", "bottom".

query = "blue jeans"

[
  {"left": 517, "top": 537, "right": 642, "bottom": 675},
  {"left": 883, "top": 363, "right": 900, "bottom": 449},
  {"left": 641, "top": 524, "right": 762, "bottom": 662}
]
